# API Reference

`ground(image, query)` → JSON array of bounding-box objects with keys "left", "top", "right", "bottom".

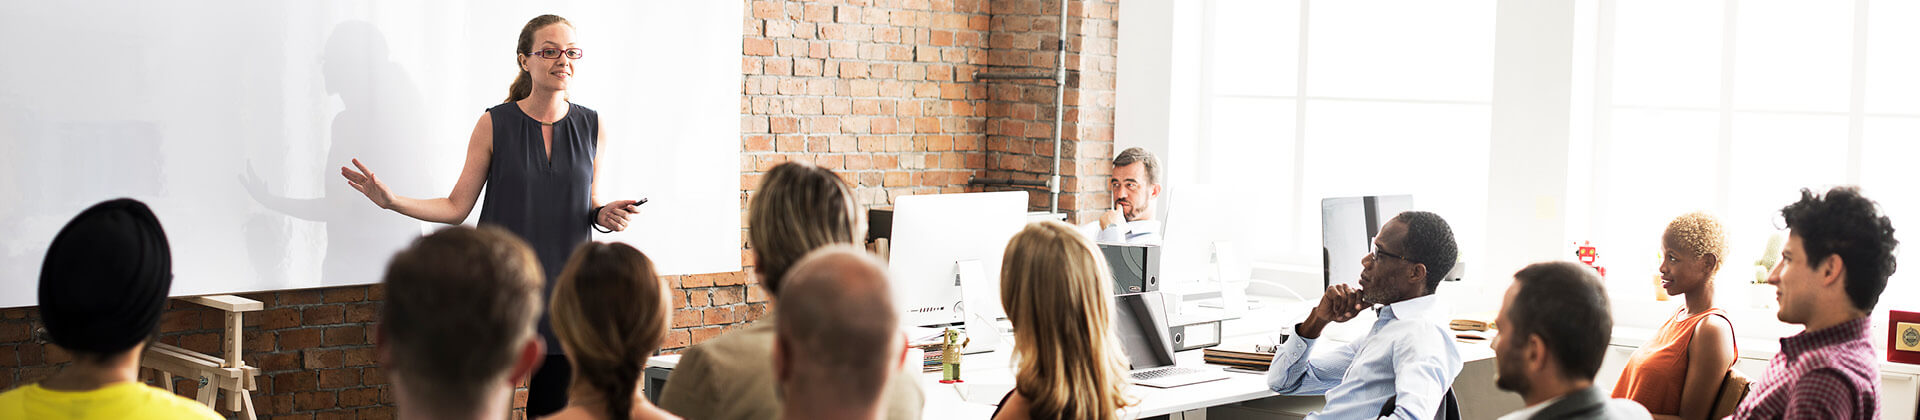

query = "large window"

[
  {"left": 1196, "top": 0, "right": 1495, "bottom": 272},
  {"left": 1576, "top": 0, "right": 1920, "bottom": 327},
  {"left": 1179, "top": 0, "right": 1918, "bottom": 328}
]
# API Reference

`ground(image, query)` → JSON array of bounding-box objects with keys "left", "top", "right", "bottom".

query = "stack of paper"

[{"left": 1202, "top": 345, "right": 1276, "bottom": 371}]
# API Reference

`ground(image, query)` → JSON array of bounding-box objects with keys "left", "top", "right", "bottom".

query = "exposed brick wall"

[
  {"left": 0, "top": 288, "right": 392, "bottom": 420},
  {"left": 740, "top": 0, "right": 994, "bottom": 209},
  {"left": 979, "top": 0, "right": 1118, "bottom": 223},
  {"left": 0, "top": 0, "right": 1120, "bottom": 418}
]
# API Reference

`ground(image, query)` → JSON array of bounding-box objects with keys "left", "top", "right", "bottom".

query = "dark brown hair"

[
  {"left": 378, "top": 226, "right": 543, "bottom": 417},
  {"left": 1507, "top": 261, "right": 1612, "bottom": 381},
  {"left": 550, "top": 242, "right": 668, "bottom": 420},
  {"left": 506, "top": 14, "right": 572, "bottom": 103},
  {"left": 1111, "top": 147, "right": 1161, "bottom": 185},
  {"left": 1780, "top": 186, "right": 1899, "bottom": 311}
]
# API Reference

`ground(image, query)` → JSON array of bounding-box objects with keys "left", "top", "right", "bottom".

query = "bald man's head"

[{"left": 774, "top": 246, "right": 902, "bottom": 409}]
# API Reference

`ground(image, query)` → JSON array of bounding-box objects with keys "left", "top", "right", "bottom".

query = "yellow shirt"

[{"left": 0, "top": 382, "right": 222, "bottom": 420}]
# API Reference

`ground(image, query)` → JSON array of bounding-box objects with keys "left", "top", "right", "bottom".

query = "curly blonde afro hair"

[{"left": 1666, "top": 211, "right": 1728, "bottom": 260}]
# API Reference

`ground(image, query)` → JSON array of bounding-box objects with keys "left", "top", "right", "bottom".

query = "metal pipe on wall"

[
  {"left": 972, "top": 0, "right": 1072, "bottom": 216},
  {"left": 1047, "top": 0, "right": 1069, "bottom": 215}
]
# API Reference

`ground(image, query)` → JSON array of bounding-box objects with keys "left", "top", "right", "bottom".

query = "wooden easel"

[{"left": 141, "top": 295, "right": 263, "bottom": 420}]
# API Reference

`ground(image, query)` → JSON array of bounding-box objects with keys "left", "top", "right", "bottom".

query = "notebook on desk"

[{"left": 1115, "top": 292, "right": 1231, "bottom": 388}]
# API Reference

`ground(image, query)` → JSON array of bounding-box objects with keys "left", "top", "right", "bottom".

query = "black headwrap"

[{"left": 38, "top": 198, "right": 173, "bottom": 355}]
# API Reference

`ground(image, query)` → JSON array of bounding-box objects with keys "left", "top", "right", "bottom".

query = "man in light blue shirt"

[{"left": 1267, "top": 211, "right": 1463, "bottom": 420}]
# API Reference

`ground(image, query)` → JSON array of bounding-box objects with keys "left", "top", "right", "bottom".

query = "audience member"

[
  {"left": 1731, "top": 187, "right": 1897, "bottom": 420},
  {"left": 1265, "top": 211, "right": 1463, "bottom": 420},
  {"left": 377, "top": 226, "right": 546, "bottom": 420},
  {"left": 1089, "top": 147, "right": 1164, "bottom": 245},
  {"left": 1494, "top": 261, "right": 1652, "bottom": 420},
  {"left": 1612, "top": 212, "right": 1737, "bottom": 419},
  {"left": 657, "top": 161, "right": 923, "bottom": 420},
  {"left": 542, "top": 242, "right": 679, "bottom": 420},
  {"left": 0, "top": 199, "right": 222, "bottom": 420},
  {"left": 773, "top": 246, "right": 906, "bottom": 420},
  {"left": 992, "top": 221, "right": 1137, "bottom": 420}
]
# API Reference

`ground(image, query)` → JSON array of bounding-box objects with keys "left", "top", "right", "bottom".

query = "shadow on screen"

[{"left": 240, "top": 20, "right": 430, "bottom": 286}]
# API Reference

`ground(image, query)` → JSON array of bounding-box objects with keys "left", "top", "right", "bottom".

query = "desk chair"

[
  {"left": 1437, "top": 388, "right": 1459, "bottom": 420},
  {"left": 1374, "top": 388, "right": 1459, "bottom": 420},
  {"left": 1706, "top": 367, "right": 1751, "bottom": 420}
]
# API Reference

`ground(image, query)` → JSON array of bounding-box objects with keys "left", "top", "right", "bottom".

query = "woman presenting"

[{"left": 339, "top": 14, "right": 638, "bottom": 417}]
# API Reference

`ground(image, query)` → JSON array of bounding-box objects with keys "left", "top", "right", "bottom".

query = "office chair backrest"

[
  {"left": 1375, "top": 388, "right": 1459, "bottom": 420},
  {"left": 1437, "top": 388, "right": 1460, "bottom": 420},
  {"left": 1706, "top": 367, "right": 1752, "bottom": 420}
]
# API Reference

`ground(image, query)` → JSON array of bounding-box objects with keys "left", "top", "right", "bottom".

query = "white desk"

[
  {"left": 917, "top": 297, "right": 1503, "bottom": 419},
  {"left": 918, "top": 346, "right": 1281, "bottom": 418},
  {"left": 643, "top": 296, "right": 1508, "bottom": 419}
]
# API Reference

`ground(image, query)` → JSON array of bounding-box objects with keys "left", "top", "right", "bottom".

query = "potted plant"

[{"left": 1746, "top": 233, "right": 1784, "bottom": 309}]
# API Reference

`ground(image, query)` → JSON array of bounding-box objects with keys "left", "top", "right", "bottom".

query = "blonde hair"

[
  {"left": 999, "top": 221, "right": 1136, "bottom": 420},
  {"left": 748, "top": 161, "right": 862, "bottom": 295},
  {"left": 549, "top": 242, "right": 669, "bottom": 420},
  {"left": 1666, "top": 212, "right": 1728, "bottom": 261}
]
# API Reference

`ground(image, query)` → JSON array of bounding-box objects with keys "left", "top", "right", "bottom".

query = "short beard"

[
  {"left": 1494, "top": 356, "right": 1528, "bottom": 394},
  {"left": 1362, "top": 283, "right": 1404, "bottom": 305}
]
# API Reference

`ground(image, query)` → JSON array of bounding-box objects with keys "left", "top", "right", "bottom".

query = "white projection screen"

[{"left": 0, "top": 1, "right": 743, "bottom": 308}]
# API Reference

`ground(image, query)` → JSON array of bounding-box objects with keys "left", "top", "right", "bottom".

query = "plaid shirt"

[{"left": 1730, "top": 316, "right": 1880, "bottom": 420}]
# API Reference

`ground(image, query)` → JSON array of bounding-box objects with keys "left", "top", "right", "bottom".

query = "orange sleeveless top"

[{"left": 1611, "top": 307, "right": 1737, "bottom": 416}]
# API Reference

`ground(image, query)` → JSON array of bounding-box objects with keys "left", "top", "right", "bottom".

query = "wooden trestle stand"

[{"left": 141, "top": 295, "right": 264, "bottom": 419}]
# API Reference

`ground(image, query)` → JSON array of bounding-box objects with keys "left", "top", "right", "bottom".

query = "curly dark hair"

[
  {"left": 1393, "top": 211, "right": 1458, "bottom": 293},
  {"left": 1780, "top": 186, "right": 1899, "bottom": 311}
]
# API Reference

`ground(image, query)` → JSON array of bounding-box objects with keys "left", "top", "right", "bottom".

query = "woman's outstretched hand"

[{"left": 341, "top": 158, "right": 397, "bottom": 210}]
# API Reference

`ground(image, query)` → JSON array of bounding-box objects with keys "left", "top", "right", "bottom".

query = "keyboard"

[{"left": 1132, "top": 366, "right": 1209, "bottom": 380}]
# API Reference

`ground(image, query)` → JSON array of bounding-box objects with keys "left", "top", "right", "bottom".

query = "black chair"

[
  {"left": 1375, "top": 388, "right": 1458, "bottom": 420},
  {"left": 1437, "top": 388, "right": 1460, "bottom": 420}
]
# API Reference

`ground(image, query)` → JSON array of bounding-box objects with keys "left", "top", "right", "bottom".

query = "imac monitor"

[
  {"left": 1321, "top": 195, "right": 1413, "bottom": 290},
  {"left": 888, "top": 191, "right": 1028, "bottom": 327}
]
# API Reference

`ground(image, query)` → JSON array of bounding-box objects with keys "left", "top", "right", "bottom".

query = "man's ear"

[
  {"left": 773, "top": 335, "right": 793, "bottom": 383},
  {"left": 894, "top": 333, "right": 910, "bottom": 371},
  {"left": 375, "top": 324, "right": 394, "bottom": 370},
  {"left": 507, "top": 338, "right": 546, "bottom": 386},
  {"left": 1409, "top": 263, "right": 1430, "bottom": 291},
  {"left": 1525, "top": 334, "right": 1548, "bottom": 373},
  {"left": 1149, "top": 183, "right": 1162, "bottom": 198},
  {"left": 1819, "top": 253, "right": 1847, "bottom": 288}
]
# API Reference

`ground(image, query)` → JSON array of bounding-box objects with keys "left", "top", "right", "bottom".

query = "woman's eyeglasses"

[{"left": 526, "top": 48, "right": 585, "bottom": 60}]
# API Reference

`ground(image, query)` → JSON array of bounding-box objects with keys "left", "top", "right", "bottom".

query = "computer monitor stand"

[
  {"left": 1212, "top": 241, "right": 1251, "bottom": 315},
  {"left": 955, "top": 259, "right": 1003, "bottom": 354}
]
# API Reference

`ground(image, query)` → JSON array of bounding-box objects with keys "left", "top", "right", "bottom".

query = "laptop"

[{"left": 1114, "top": 292, "right": 1231, "bottom": 388}]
